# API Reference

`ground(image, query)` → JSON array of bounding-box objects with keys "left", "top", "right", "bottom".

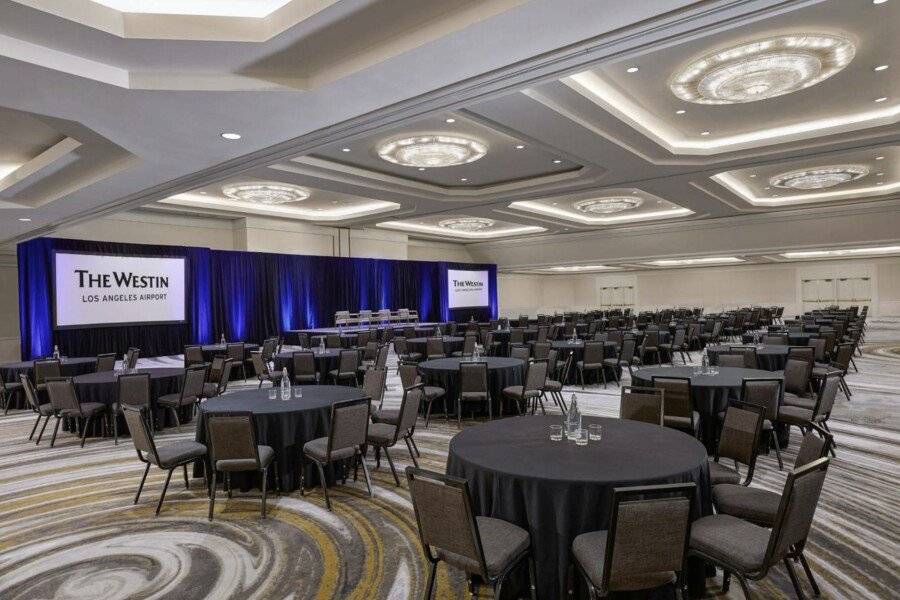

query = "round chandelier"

[
  {"left": 769, "top": 165, "right": 869, "bottom": 190},
  {"left": 670, "top": 34, "right": 855, "bottom": 105},
  {"left": 377, "top": 135, "right": 487, "bottom": 168},
  {"left": 438, "top": 217, "right": 495, "bottom": 232},
  {"left": 221, "top": 183, "right": 310, "bottom": 205},
  {"left": 573, "top": 197, "right": 643, "bottom": 214}
]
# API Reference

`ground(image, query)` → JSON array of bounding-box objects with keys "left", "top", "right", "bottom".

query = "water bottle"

[
  {"left": 52, "top": 345, "right": 60, "bottom": 359},
  {"left": 123, "top": 353, "right": 129, "bottom": 373},
  {"left": 220, "top": 333, "right": 226, "bottom": 344},
  {"left": 319, "top": 337, "right": 325, "bottom": 353},
  {"left": 566, "top": 394, "right": 582, "bottom": 439},
  {"left": 701, "top": 350, "right": 709, "bottom": 374},
  {"left": 280, "top": 367, "right": 290, "bottom": 400}
]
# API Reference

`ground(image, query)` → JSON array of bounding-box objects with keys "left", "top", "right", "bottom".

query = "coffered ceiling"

[{"left": 0, "top": 0, "right": 898, "bottom": 271}]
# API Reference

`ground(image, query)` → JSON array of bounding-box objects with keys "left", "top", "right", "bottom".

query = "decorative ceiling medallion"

[
  {"left": 769, "top": 165, "right": 869, "bottom": 190},
  {"left": 221, "top": 183, "right": 311, "bottom": 205},
  {"left": 573, "top": 197, "right": 643, "bottom": 214},
  {"left": 438, "top": 217, "right": 495, "bottom": 232},
  {"left": 376, "top": 135, "right": 487, "bottom": 167},
  {"left": 670, "top": 34, "right": 855, "bottom": 105}
]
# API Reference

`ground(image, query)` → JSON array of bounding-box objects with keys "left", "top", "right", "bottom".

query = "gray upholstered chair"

[
  {"left": 393, "top": 336, "right": 421, "bottom": 364},
  {"left": 542, "top": 352, "right": 571, "bottom": 414},
  {"left": 291, "top": 351, "right": 318, "bottom": 384},
  {"left": 652, "top": 376, "right": 699, "bottom": 437},
  {"left": 362, "top": 367, "right": 387, "bottom": 417},
  {"left": 301, "top": 397, "right": 372, "bottom": 511},
  {"left": 1, "top": 373, "right": 23, "bottom": 415},
  {"left": 123, "top": 404, "right": 208, "bottom": 515},
  {"left": 206, "top": 411, "right": 277, "bottom": 520},
  {"left": 424, "top": 337, "right": 445, "bottom": 360},
  {"left": 572, "top": 483, "right": 695, "bottom": 598},
  {"left": 639, "top": 330, "right": 662, "bottom": 366},
  {"left": 125, "top": 347, "right": 141, "bottom": 369},
  {"left": 457, "top": 362, "right": 490, "bottom": 425},
  {"left": 532, "top": 341, "right": 552, "bottom": 360},
  {"left": 451, "top": 333, "right": 478, "bottom": 358},
  {"left": 406, "top": 467, "right": 536, "bottom": 600},
  {"left": 45, "top": 377, "right": 110, "bottom": 448},
  {"left": 226, "top": 342, "right": 249, "bottom": 380},
  {"left": 510, "top": 345, "right": 531, "bottom": 363},
  {"left": 710, "top": 401, "right": 765, "bottom": 486},
  {"left": 95, "top": 353, "right": 117, "bottom": 372},
  {"left": 620, "top": 386, "right": 664, "bottom": 426},
  {"left": 325, "top": 333, "right": 342, "bottom": 349},
  {"left": 366, "top": 384, "right": 423, "bottom": 485},
  {"left": 718, "top": 353, "right": 746, "bottom": 368},
  {"left": 184, "top": 345, "right": 207, "bottom": 367},
  {"left": 328, "top": 349, "right": 360, "bottom": 386},
  {"left": 33, "top": 359, "right": 61, "bottom": 395},
  {"left": 730, "top": 345, "right": 758, "bottom": 369},
  {"left": 604, "top": 337, "right": 637, "bottom": 384},
  {"left": 762, "top": 334, "right": 788, "bottom": 345},
  {"left": 113, "top": 372, "right": 151, "bottom": 445},
  {"left": 669, "top": 328, "right": 688, "bottom": 364},
  {"left": 781, "top": 358, "right": 814, "bottom": 408},
  {"left": 19, "top": 374, "right": 53, "bottom": 444},
  {"left": 778, "top": 372, "right": 840, "bottom": 449},
  {"left": 158, "top": 365, "right": 207, "bottom": 430},
  {"left": 577, "top": 341, "right": 608, "bottom": 389},
  {"left": 739, "top": 378, "right": 784, "bottom": 468},
  {"left": 201, "top": 356, "right": 232, "bottom": 399},
  {"left": 250, "top": 351, "right": 283, "bottom": 388},
  {"left": 398, "top": 362, "right": 446, "bottom": 426},
  {"left": 502, "top": 360, "right": 548, "bottom": 415},
  {"left": 689, "top": 457, "right": 831, "bottom": 599},
  {"left": 712, "top": 424, "right": 832, "bottom": 527}
]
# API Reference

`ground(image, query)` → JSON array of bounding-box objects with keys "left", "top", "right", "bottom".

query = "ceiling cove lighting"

[
  {"left": 781, "top": 246, "right": 900, "bottom": 259},
  {"left": 88, "top": 0, "right": 294, "bottom": 18},
  {"left": 670, "top": 34, "right": 855, "bottom": 105},
  {"left": 438, "top": 217, "right": 494, "bottom": 232},
  {"left": 549, "top": 265, "right": 620, "bottom": 272},
  {"left": 221, "top": 183, "right": 310, "bottom": 205},
  {"left": 645, "top": 257, "right": 744, "bottom": 267},
  {"left": 376, "top": 220, "right": 544, "bottom": 239},
  {"left": 770, "top": 165, "right": 869, "bottom": 190},
  {"left": 376, "top": 135, "right": 486, "bottom": 168},
  {"left": 573, "top": 197, "right": 643, "bottom": 214},
  {"left": 509, "top": 200, "right": 693, "bottom": 224}
]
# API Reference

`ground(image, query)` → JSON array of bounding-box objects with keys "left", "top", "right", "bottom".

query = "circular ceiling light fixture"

[
  {"left": 221, "top": 182, "right": 311, "bottom": 205},
  {"left": 573, "top": 197, "right": 644, "bottom": 214},
  {"left": 769, "top": 165, "right": 869, "bottom": 190},
  {"left": 670, "top": 34, "right": 855, "bottom": 105},
  {"left": 376, "top": 135, "right": 487, "bottom": 168},
  {"left": 438, "top": 217, "right": 495, "bottom": 232}
]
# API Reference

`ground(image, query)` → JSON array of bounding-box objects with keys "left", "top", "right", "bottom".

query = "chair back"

[
  {"left": 208, "top": 355, "right": 226, "bottom": 383},
  {"left": 671, "top": 328, "right": 686, "bottom": 348},
  {"left": 546, "top": 349, "right": 559, "bottom": 377},
  {"left": 218, "top": 359, "right": 235, "bottom": 394},
  {"left": 362, "top": 340, "right": 379, "bottom": 361},
  {"left": 117, "top": 373, "right": 151, "bottom": 408},
  {"left": 762, "top": 334, "right": 787, "bottom": 345},
  {"left": 357, "top": 330, "right": 373, "bottom": 348},
  {"left": 536, "top": 325, "right": 550, "bottom": 342},
  {"left": 740, "top": 378, "right": 782, "bottom": 421},
  {"left": 459, "top": 362, "right": 488, "bottom": 395},
  {"left": 832, "top": 343, "right": 854, "bottom": 371},
  {"left": 509, "top": 328, "right": 525, "bottom": 344},
  {"left": 406, "top": 467, "right": 489, "bottom": 578},
  {"left": 787, "top": 346, "right": 814, "bottom": 368},
  {"left": 813, "top": 372, "right": 841, "bottom": 418},
  {"left": 398, "top": 362, "right": 420, "bottom": 390},
  {"left": 375, "top": 345, "right": 389, "bottom": 370},
  {"left": 642, "top": 330, "right": 659, "bottom": 350},
  {"left": 783, "top": 358, "right": 811, "bottom": 395},
  {"left": 19, "top": 375, "right": 42, "bottom": 411},
  {"left": 393, "top": 336, "right": 409, "bottom": 355},
  {"left": 765, "top": 458, "right": 830, "bottom": 565},
  {"left": 716, "top": 401, "right": 764, "bottom": 467},
  {"left": 96, "top": 353, "right": 117, "bottom": 372},
  {"left": 718, "top": 353, "right": 745, "bottom": 368},
  {"left": 326, "top": 333, "right": 341, "bottom": 348},
  {"left": 34, "top": 359, "right": 61, "bottom": 384},
  {"left": 182, "top": 365, "right": 208, "bottom": 400},
  {"left": 184, "top": 345, "right": 205, "bottom": 366},
  {"left": 524, "top": 360, "right": 548, "bottom": 394},
  {"left": 363, "top": 367, "right": 387, "bottom": 409},
  {"left": 602, "top": 483, "right": 695, "bottom": 593},
  {"left": 807, "top": 338, "right": 827, "bottom": 362},
  {"left": 126, "top": 347, "right": 141, "bottom": 369},
  {"left": 338, "top": 349, "right": 359, "bottom": 374},
  {"left": 728, "top": 346, "right": 757, "bottom": 369},
  {"left": 45, "top": 377, "right": 80, "bottom": 413},
  {"left": 122, "top": 405, "right": 160, "bottom": 464},
  {"left": 226, "top": 343, "right": 245, "bottom": 361},
  {"left": 652, "top": 376, "right": 693, "bottom": 420},
  {"left": 510, "top": 346, "right": 530, "bottom": 362},
  {"left": 461, "top": 334, "right": 477, "bottom": 357},
  {"left": 261, "top": 337, "right": 279, "bottom": 361},
  {"left": 327, "top": 398, "right": 371, "bottom": 459},
  {"left": 619, "top": 337, "right": 636, "bottom": 363},
  {"left": 206, "top": 411, "right": 260, "bottom": 469},
  {"left": 795, "top": 424, "right": 832, "bottom": 468},
  {"left": 426, "top": 338, "right": 445, "bottom": 358},
  {"left": 533, "top": 341, "right": 551, "bottom": 360},
  {"left": 398, "top": 384, "right": 425, "bottom": 433},
  {"left": 583, "top": 341, "right": 605, "bottom": 365},
  {"left": 620, "top": 386, "right": 664, "bottom": 426},
  {"left": 295, "top": 332, "right": 311, "bottom": 349}
]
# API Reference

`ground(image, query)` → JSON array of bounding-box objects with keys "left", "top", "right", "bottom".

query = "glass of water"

[
  {"left": 294, "top": 386, "right": 303, "bottom": 399},
  {"left": 575, "top": 429, "right": 589, "bottom": 446},
  {"left": 549, "top": 425, "right": 563, "bottom": 441},
  {"left": 267, "top": 388, "right": 276, "bottom": 400},
  {"left": 589, "top": 424, "right": 602, "bottom": 441}
]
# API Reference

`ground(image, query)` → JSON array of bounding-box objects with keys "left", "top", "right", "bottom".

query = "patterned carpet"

[{"left": 1, "top": 321, "right": 899, "bottom": 599}]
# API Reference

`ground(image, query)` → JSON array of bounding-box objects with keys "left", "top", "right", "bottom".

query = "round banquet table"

[
  {"left": 308, "top": 333, "right": 360, "bottom": 349},
  {"left": 631, "top": 366, "right": 783, "bottom": 451},
  {"left": 446, "top": 416, "right": 711, "bottom": 600},
  {"left": 273, "top": 348, "right": 348, "bottom": 382},
  {"left": 194, "top": 385, "right": 369, "bottom": 492},
  {"left": 72, "top": 367, "right": 185, "bottom": 434},
  {"left": 742, "top": 332, "right": 812, "bottom": 346},
  {"left": 406, "top": 335, "right": 465, "bottom": 357},
  {"left": 541, "top": 340, "right": 619, "bottom": 384},
  {"left": 1, "top": 357, "right": 98, "bottom": 409},
  {"left": 418, "top": 357, "right": 524, "bottom": 416},
  {"left": 706, "top": 344, "right": 789, "bottom": 371},
  {"left": 198, "top": 343, "right": 259, "bottom": 362}
]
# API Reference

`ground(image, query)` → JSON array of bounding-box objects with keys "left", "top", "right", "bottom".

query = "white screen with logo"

[
  {"left": 447, "top": 269, "right": 490, "bottom": 309},
  {"left": 54, "top": 252, "right": 187, "bottom": 328}
]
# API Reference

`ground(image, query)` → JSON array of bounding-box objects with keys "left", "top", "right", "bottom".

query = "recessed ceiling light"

[
  {"left": 876, "top": 172, "right": 884, "bottom": 176},
  {"left": 873, "top": 0, "right": 888, "bottom": 4},
  {"left": 18, "top": 217, "right": 31, "bottom": 222},
  {"left": 515, "top": 144, "right": 525, "bottom": 149},
  {"left": 700, "top": 131, "right": 711, "bottom": 136},
  {"left": 645, "top": 256, "right": 744, "bottom": 266},
  {"left": 749, "top": 174, "right": 757, "bottom": 178},
  {"left": 445, "top": 118, "right": 456, "bottom": 123},
  {"left": 341, "top": 148, "right": 351, "bottom": 152},
  {"left": 764, "top": 186, "right": 771, "bottom": 190},
  {"left": 675, "top": 109, "right": 686, "bottom": 115},
  {"left": 377, "top": 135, "right": 486, "bottom": 167},
  {"left": 418, "top": 167, "right": 426, "bottom": 171},
  {"left": 220, "top": 132, "right": 241, "bottom": 140},
  {"left": 626, "top": 66, "right": 640, "bottom": 73},
  {"left": 782, "top": 245, "right": 900, "bottom": 259},
  {"left": 553, "top": 159, "right": 563, "bottom": 164},
  {"left": 876, "top": 156, "right": 885, "bottom": 160},
  {"left": 875, "top": 97, "right": 888, "bottom": 103},
  {"left": 222, "top": 182, "right": 310, "bottom": 205},
  {"left": 460, "top": 178, "right": 468, "bottom": 182},
  {"left": 874, "top": 65, "right": 889, "bottom": 71},
  {"left": 876, "top": 182, "right": 884, "bottom": 185},
  {"left": 552, "top": 202, "right": 559, "bottom": 205},
  {"left": 200, "top": 191, "right": 208, "bottom": 195}
]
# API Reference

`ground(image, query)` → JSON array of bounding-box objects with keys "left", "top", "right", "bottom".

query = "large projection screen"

[
  {"left": 447, "top": 269, "right": 490, "bottom": 309},
  {"left": 53, "top": 252, "right": 187, "bottom": 329}
]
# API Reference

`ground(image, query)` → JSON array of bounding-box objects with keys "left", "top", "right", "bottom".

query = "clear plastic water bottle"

[
  {"left": 701, "top": 350, "right": 709, "bottom": 374},
  {"left": 319, "top": 336, "right": 325, "bottom": 354},
  {"left": 52, "top": 345, "right": 60, "bottom": 359},
  {"left": 220, "top": 333, "right": 226, "bottom": 344},
  {"left": 280, "top": 367, "right": 290, "bottom": 400},
  {"left": 566, "top": 394, "right": 582, "bottom": 439}
]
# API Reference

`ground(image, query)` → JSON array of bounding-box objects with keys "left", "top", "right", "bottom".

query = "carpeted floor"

[{"left": 1, "top": 321, "right": 899, "bottom": 599}]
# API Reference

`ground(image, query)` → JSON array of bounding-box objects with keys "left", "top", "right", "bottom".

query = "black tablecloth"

[
  {"left": 199, "top": 343, "right": 259, "bottom": 362},
  {"left": 194, "top": 385, "right": 369, "bottom": 492},
  {"left": 407, "top": 336, "right": 465, "bottom": 357},
  {"left": 418, "top": 357, "right": 525, "bottom": 416},
  {"left": 742, "top": 332, "right": 812, "bottom": 346},
  {"left": 273, "top": 348, "right": 347, "bottom": 382},
  {"left": 446, "top": 416, "right": 711, "bottom": 600},
  {"left": 1, "top": 357, "right": 98, "bottom": 408},
  {"left": 629, "top": 330, "right": 672, "bottom": 364},
  {"left": 542, "top": 340, "right": 619, "bottom": 384},
  {"left": 706, "top": 345, "right": 788, "bottom": 371},
  {"left": 631, "top": 366, "right": 783, "bottom": 451}
]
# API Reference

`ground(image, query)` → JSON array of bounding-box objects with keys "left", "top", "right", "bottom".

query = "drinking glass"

[
  {"left": 588, "top": 424, "right": 602, "bottom": 441},
  {"left": 575, "top": 429, "right": 589, "bottom": 446},
  {"left": 294, "top": 386, "right": 303, "bottom": 399},
  {"left": 549, "top": 425, "right": 563, "bottom": 441},
  {"left": 267, "top": 388, "right": 276, "bottom": 400}
]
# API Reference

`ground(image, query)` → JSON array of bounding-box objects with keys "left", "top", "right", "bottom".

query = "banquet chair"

[
  {"left": 482, "top": 330, "right": 501, "bottom": 356},
  {"left": 762, "top": 334, "right": 788, "bottom": 346},
  {"left": 737, "top": 378, "right": 784, "bottom": 469},
  {"left": 689, "top": 458, "right": 830, "bottom": 599},
  {"left": 502, "top": 360, "right": 548, "bottom": 415},
  {"left": 532, "top": 341, "right": 552, "bottom": 360},
  {"left": 363, "top": 367, "right": 387, "bottom": 416},
  {"left": 291, "top": 351, "right": 318, "bottom": 385},
  {"left": 295, "top": 332, "right": 311, "bottom": 349},
  {"left": 577, "top": 341, "right": 608, "bottom": 389},
  {"left": 457, "top": 362, "right": 490, "bottom": 426},
  {"left": 668, "top": 328, "right": 688, "bottom": 364},
  {"left": 301, "top": 397, "right": 372, "bottom": 511},
  {"left": 651, "top": 376, "right": 699, "bottom": 437},
  {"left": 398, "top": 362, "right": 447, "bottom": 426},
  {"left": 393, "top": 336, "right": 422, "bottom": 364},
  {"left": 226, "top": 343, "right": 248, "bottom": 380},
  {"left": 329, "top": 349, "right": 360, "bottom": 386},
  {"left": 536, "top": 325, "right": 550, "bottom": 342},
  {"left": 19, "top": 375, "right": 53, "bottom": 444},
  {"left": 639, "top": 330, "right": 662, "bottom": 366},
  {"left": 508, "top": 327, "right": 526, "bottom": 351},
  {"left": 123, "top": 405, "right": 208, "bottom": 516},
  {"left": 709, "top": 401, "right": 765, "bottom": 486},
  {"left": 95, "top": 353, "right": 117, "bottom": 372},
  {"left": 184, "top": 345, "right": 207, "bottom": 368},
  {"left": 1, "top": 373, "right": 23, "bottom": 415},
  {"left": 619, "top": 386, "right": 664, "bottom": 426},
  {"left": 158, "top": 365, "right": 207, "bottom": 431},
  {"left": 829, "top": 343, "right": 855, "bottom": 399},
  {"left": 730, "top": 346, "right": 758, "bottom": 370},
  {"left": 603, "top": 338, "right": 637, "bottom": 384},
  {"left": 543, "top": 353, "right": 572, "bottom": 414},
  {"left": 33, "top": 358, "right": 61, "bottom": 395},
  {"left": 45, "top": 377, "right": 110, "bottom": 448},
  {"left": 125, "top": 347, "right": 140, "bottom": 369},
  {"left": 699, "top": 321, "right": 722, "bottom": 346},
  {"left": 203, "top": 357, "right": 234, "bottom": 399},
  {"left": 250, "top": 351, "right": 284, "bottom": 389},
  {"left": 206, "top": 411, "right": 277, "bottom": 520},
  {"left": 325, "top": 333, "right": 342, "bottom": 349},
  {"left": 718, "top": 353, "right": 745, "bottom": 368},
  {"left": 405, "top": 467, "right": 537, "bottom": 600},
  {"left": 366, "top": 384, "right": 423, "bottom": 484},
  {"left": 712, "top": 424, "right": 832, "bottom": 527},
  {"left": 451, "top": 333, "right": 477, "bottom": 358},
  {"left": 261, "top": 337, "right": 279, "bottom": 362},
  {"left": 777, "top": 372, "right": 840, "bottom": 452},
  {"left": 510, "top": 345, "right": 531, "bottom": 363},
  {"left": 425, "top": 337, "right": 446, "bottom": 360},
  {"left": 572, "top": 483, "right": 695, "bottom": 599},
  {"left": 606, "top": 329, "right": 624, "bottom": 349},
  {"left": 113, "top": 372, "right": 151, "bottom": 445},
  {"left": 358, "top": 341, "right": 381, "bottom": 372},
  {"left": 357, "top": 329, "right": 373, "bottom": 348},
  {"left": 781, "top": 358, "right": 814, "bottom": 409}
]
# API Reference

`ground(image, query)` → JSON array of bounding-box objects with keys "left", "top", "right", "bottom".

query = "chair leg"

[
  {"left": 260, "top": 467, "right": 268, "bottom": 518},
  {"left": 424, "top": 400, "right": 433, "bottom": 428},
  {"left": 410, "top": 436, "right": 421, "bottom": 457},
  {"left": 134, "top": 462, "right": 151, "bottom": 504},
  {"left": 528, "top": 555, "right": 538, "bottom": 600},
  {"left": 578, "top": 367, "right": 584, "bottom": 390},
  {"left": 208, "top": 469, "right": 217, "bottom": 521},
  {"left": 155, "top": 468, "right": 174, "bottom": 515},
  {"left": 735, "top": 573, "right": 753, "bottom": 599},
  {"left": 43, "top": 415, "right": 58, "bottom": 446},
  {"left": 28, "top": 414, "right": 42, "bottom": 440},
  {"left": 170, "top": 407, "right": 182, "bottom": 432},
  {"left": 315, "top": 461, "right": 332, "bottom": 511},
  {"left": 798, "top": 552, "right": 821, "bottom": 597},
  {"left": 424, "top": 561, "right": 438, "bottom": 600},
  {"left": 183, "top": 464, "right": 190, "bottom": 489},
  {"left": 784, "top": 557, "right": 805, "bottom": 599},
  {"left": 383, "top": 446, "right": 401, "bottom": 486},
  {"left": 359, "top": 450, "right": 374, "bottom": 497},
  {"left": 771, "top": 430, "right": 784, "bottom": 470},
  {"left": 79, "top": 414, "right": 94, "bottom": 448},
  {"left": 404, "top": 437, "right": 419, "bottom": 468}
]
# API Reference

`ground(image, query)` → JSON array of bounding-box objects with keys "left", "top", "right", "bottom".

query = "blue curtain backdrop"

[{"left": 17, "top": 237, "right": 497, "bottom": 360}]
